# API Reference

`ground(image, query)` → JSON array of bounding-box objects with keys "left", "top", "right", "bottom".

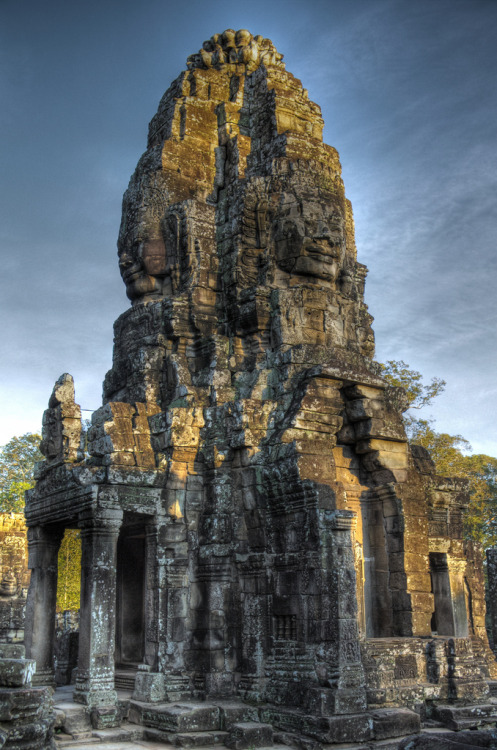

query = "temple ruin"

[{"left": 19, "top": 29, "right": 497, "bottom": 746}]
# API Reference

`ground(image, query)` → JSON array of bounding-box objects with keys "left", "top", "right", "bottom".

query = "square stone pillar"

[
  {"left": 131, "top": 514, "right": 169, "bottom": 704},
  {"left": 143, "top": 514, "right": 166, "bottom": 671},
  {"left": 317, "top": 509, "right": 367, "bottom": 716},
  {"left": 74, "top": 508, "right": 122, "bottom": 707},
  {"left": 448, "top": 558, "right": 469, "bottom": 638},
  {"left": 487, "top": 547, "right": 497, "bottom": 650},
  {"left": 24, "top": 524, "right": 64, "bottom": 687}
]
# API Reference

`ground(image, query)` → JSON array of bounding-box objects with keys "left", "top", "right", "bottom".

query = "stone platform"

[{"left": 51, "top": 685, "right": 497, "bottom": 750}]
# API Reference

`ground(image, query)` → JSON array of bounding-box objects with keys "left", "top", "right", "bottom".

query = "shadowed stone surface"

[
  {"left": 21, "top": 28, "right": 497, "bottom": 747},
  {"left": 0, "top": 656, "right": 54, "bottom": 749}
]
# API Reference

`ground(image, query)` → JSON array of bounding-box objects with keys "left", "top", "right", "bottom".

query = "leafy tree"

[
  {"left": 0, "top": 432, "right": 81, "bottom": 611},
  {"left": 0, "top": 433, "right": 42, "bottom": 512},
  {"left": 380, "top": 359, "right": 446, "bottom": 411},
  {"left": 407, "top": 417, "right": 471, "bottom": 474},
  {"left": 382, "top": 362, "right": 497, "bottom": 547}
]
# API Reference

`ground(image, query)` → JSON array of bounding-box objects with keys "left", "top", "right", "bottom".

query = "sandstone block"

[{"left": 0, "top": 660, "right": 35, "bottom": 688}]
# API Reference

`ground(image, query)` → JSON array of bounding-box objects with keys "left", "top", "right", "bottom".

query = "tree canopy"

[
  {"left": 380, "top": 359, "right": 446, "bottom": 411},
  {"left": 0, "top": 433, "right": 42, "bottom": 512},
  {"left": 0, "top": 431, "right": 81, "bottom": 611},
  {"left": 382, "top": 361, "right": 497, "bottom": 548}
]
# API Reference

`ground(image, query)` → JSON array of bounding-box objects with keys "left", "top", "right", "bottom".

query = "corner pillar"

[
  {"left": 25, "top": 525, "right": 64, "bottom": 686},
  {"left": 487, "top": 548, "right": 497, "bottom": 650},
  {"left": 131, "top": 514, "right": 169, "bottom": 704},
  {"left": 447, "top": 558, "right": 469, "bottom": 637},
  {"left": 319, "top": 510, "right": 367, "bottom": 716},
  {"left": 74, "top": 508, "right": 123, "bottom": 707}
]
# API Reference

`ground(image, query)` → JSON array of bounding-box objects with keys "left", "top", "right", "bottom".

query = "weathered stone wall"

[
  {"left": 0, "top": 516, "right": 29, "bottom": 592},
  {"left": 0, "top": 515, "right": 29, "bottom": 644}
]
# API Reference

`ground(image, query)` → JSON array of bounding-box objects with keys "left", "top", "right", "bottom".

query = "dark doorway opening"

[
  {"left": 430, "top": 552, "right": 454, "bottom": 636},
  {"left": 115, "top": 522, "right": 145, "bottom": 667}
]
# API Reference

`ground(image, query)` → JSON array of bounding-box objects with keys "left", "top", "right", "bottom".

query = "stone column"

[
  {"left": 486, "top": 547, "right": 497, "bottom": 651},
  {"left": 448, "top": 558, "right": 469, "bottom": 637},
  {"left": 318, "top": 509, "right": 367, "bottom": 717},
  {"left": 132, "top": 514, "right": 169, "bottom": 704},
  {"left": 25, "top": 525, "right": 64, "bottom": 687},
  {"left": 74, "top": 508, "right": 122, "bottom": 708}
]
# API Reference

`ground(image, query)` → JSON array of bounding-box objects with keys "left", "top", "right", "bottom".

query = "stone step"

[
  {"left": 56, "top": 740, "right": 177, "bottom": 750},
  {"left": 114, "top": 669, "right": 137, "bottom": 691},
  {"left": 55, "top": 735, "right": 100, "bottom": 747},
  {"left": 448, "top": 717, "right": 497, "bottom": 732},
  {"left": 370, "top": 708, "right": 421, "bottom": 740},
  {"left": 92, "top": 723, "right": 145, "bottom": 743},
  {"left": 274, "top": 730, "right": 322, "bottom": 750},
  {"left": 396, "top": 728, "right": 497, "bottom": 749},
  {"left": 434, "top": 703, "right": 497, "bottom": 730},
  {"left": 215, "top": 701, "right": 260, "bottom": 730},
  {"left": 54, "top": 704, "right": 93, "bottom": 739},
  {"left": 129, "top": 700, "right": 221, "bottom": 733},
  {"left": 175, "top": 730, "right": 230, "bottom": 747},
  {"left": 226, "top": 721, "right": 274, "bottom": 750},
  {"left": 143, "top": 726, "right": 229, "bottom": 747}
]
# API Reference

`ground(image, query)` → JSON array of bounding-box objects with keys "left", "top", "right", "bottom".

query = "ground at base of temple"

[
  {"left": 53, "top": 731, "right": 497, "bottom": 750},
  {"left": 52, "top": 685, "right": 497, "bottom": 750}
]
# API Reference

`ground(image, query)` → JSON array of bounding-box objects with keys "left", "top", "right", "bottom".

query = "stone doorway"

[
  {"left": 115, "top": 522, "right": 146, "bottom": 668},
  {"left": 429, "top": 552, "right": 468, "bottom": 637},
  {"left": 362, "top": 497, "right": 393, "bottom": 638},
  {"left": 430, "top": 552, "right": 455, "bottom": 636}
]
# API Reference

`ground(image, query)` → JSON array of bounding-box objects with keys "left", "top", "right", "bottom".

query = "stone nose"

[{"left": 119, "top": 252, "right": 133, "bottom": 269}]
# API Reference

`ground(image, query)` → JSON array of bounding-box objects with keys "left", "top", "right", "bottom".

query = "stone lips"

[{"left": 22, "top": 29, "right": 497, "bottom": 746}]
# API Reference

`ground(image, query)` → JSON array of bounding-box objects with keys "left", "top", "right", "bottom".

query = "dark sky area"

[{"left": 1, "top": 0, "right": 496, "bottom": 455}]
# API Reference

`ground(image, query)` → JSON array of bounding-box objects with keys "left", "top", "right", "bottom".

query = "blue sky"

[{"left": 1, "top": 0, "right": 496, "bottom": 455}]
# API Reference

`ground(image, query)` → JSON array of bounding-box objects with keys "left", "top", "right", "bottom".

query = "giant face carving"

[
  {"left": 118, "top": 179, "right": 170, "bottom": 303},
  {"left": 0, "top": 570, "right": 17, "bottom": 598},
  {"left": 273, "top": 195, "right": 345, "bottom": 282}
]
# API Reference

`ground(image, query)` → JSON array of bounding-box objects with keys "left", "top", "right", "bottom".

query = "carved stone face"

[
  {"left": 119, "top": 238, "right": 168, "bottom": 302},
  {"left": 118, "top": 181, "right": 170, "bottom": 303},
  {"left": 0, "top": 570, "right": 17, "bottom": 597},
  {"left": 273, "top": 197, "right": 344, "bottom": 282}
]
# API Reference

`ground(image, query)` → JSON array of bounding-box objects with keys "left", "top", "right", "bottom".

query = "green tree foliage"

[
  {"left": 0, "top": 433, "right": 42, "bottom": 512},
  {"left": 380, "top": 359, "right": 446, "bottom": 411},
  {"left": 57, "top": 530, "right": 81, "bottom": 612},
  {"left": 0, "top": 432, "right": 82, "bottom": 611},
  {"left": 408, "top": 418, "right": 471, "bottom": 473},
  {"left": 382, "top": 362, "right": 497, "bottom": 548}
]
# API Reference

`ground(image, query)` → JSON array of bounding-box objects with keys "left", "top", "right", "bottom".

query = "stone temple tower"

[{"left": 24, "top": 29, "right": 497, "bottom": 745}]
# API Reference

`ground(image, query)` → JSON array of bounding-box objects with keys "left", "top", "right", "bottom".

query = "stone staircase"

[
  {"left": 128, "top": 700, "right": 281, "bottom": 750},
  {"left": 433, "top": 702, "right": 497, "bottom": 731},
  {"left": 54, "top": 692, "right": 284, "bottom": 750},
  {"left": 52, "top": 688, "right": 497, "bottom": 749},
  {"left": 114, "top": 668, "right": 138, "bottom": 692}
]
